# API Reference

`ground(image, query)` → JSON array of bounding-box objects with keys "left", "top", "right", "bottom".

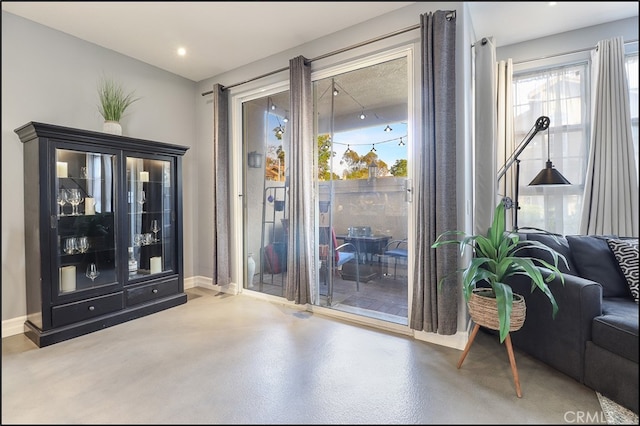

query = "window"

[
  {"left": 512, "top": 51, "right": 639, "bottom": 235},
  {"left": 513, "top": 63, "right": 589, "bottom": 235}
]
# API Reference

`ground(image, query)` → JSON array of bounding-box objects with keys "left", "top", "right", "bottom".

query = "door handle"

[{"left": 404, "top": 179, "right": 413, "bottom": 203}]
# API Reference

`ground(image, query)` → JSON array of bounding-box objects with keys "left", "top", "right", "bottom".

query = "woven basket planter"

[{"left": 467, "top": 288, "right": 526, "bottom": 332}]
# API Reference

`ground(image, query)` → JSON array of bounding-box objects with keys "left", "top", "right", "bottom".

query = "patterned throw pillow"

[{"left": 607, "top": 238, "right": 639, "bottom": 303}]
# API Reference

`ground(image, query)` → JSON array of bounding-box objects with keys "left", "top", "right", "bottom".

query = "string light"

[
  {"left": 323, "top": 134, "right": 408, "bottom": 157},
  {"left": 318, "top": 81, "right": 374, "bottom": 124}
]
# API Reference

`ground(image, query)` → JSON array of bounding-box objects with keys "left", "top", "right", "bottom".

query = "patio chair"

[
  {"left": 319, "top": 227, "right": 360, "bottom": 291},
  {"left": 382, "top": 239, "right": 408, "bottom": 279}
]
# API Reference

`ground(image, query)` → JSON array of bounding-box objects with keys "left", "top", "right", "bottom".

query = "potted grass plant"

[
  {"left": 97, "top": 77, "right": 140, "bottom": 135},
  {"left": 432, "top": 201, "right": 568, "bottom": 343}
]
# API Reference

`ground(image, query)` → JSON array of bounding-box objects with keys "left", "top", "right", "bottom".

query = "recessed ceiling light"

[{"left": 177, "top": 47, "right": 186, "bottom": 56}]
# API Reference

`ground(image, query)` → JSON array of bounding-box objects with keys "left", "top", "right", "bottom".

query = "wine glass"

[
  {"left": 68, "top": 189, "right": 82, "bottom": 215},
  {"left": 57, "top": 189, "right": 68, "bottom": 216},
  {"left": 64, "top": 238, "right": 77, "bottom": 255},
  {"left": 77, "top": 236, "right": 89, "bottom": 253},
  {"left": 151, "top": 219, "right": 160, "bottom": 242},
  {"left": 85, "top": 263, "right": 100, "bottom": 282}
]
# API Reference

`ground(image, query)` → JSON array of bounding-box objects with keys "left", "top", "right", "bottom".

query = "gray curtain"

[
  {"left": 285, "top": 56, "right": 313, "bottom": 303},
  {"left": 410, "top": 11, "right": 458, "bottom": 334},
  {"left": 580, "top": 37, "right": 639, "bottom": 237},
  {"left": 212, "top": 83, "right": 231, "bottom": 286},
  {"left": 473, "top": 37, "right": 498, "bottom": 235}
]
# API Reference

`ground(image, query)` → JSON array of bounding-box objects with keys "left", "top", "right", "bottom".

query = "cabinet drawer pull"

[
  {"left": 152, "top": 288, "right": 158, "bottom": 294},
  {"left": 88, "top": 305, "right": 95, "bottom": 311}
]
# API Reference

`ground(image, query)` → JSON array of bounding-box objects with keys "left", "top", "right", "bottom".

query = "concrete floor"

[{"left": 2, "top": 287, "right": 606, "bottom": 424}]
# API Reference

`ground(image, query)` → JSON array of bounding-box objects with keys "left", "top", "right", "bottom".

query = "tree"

[
  {"left": 317, "top": 134, "right": 339, "bottom": 180},
  {"left": 265, "top": 145, "right": 285, "bottom": 181},
  {"left": 317, "top": 134, "right": 399, "bottom": 180},
  {"left": 390, "top": 159, "right": 407, "bottom": 177}
]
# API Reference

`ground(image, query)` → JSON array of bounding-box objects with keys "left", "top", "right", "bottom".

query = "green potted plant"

[
  {"left": 432, "top": 201, "right": 568, "bottom": 343},
  {"left": 97, "top": 77, "right": 140, "bottom": 135}
]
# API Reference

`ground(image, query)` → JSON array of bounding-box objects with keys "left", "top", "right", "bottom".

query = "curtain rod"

[
  {"left": 201, "top": 23, "right": 421, "bottom": 96},
  {"left": 200, "top": 12, "right": 461, "bottom": 97},
  {"left": 513, "top": 39, "right": 638, "bottom": 65}
]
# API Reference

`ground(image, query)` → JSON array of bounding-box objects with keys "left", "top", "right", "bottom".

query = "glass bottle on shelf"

[{"left": 128, "top": 247, "right": 138, "bottom": 276}]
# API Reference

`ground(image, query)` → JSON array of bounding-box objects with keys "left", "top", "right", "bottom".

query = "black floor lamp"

[{"left": 497, "top": 116, "right": 571, "bottom": 231}]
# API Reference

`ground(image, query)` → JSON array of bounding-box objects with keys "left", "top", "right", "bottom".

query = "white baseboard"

[
  {"left": 413, "top": 329, "right": 468, "bottom": 350},
  {"left": 2, "top": 315, "right": 26, "bottom": 339},
  {"left": 190, "top": 275, "right": 238, "bottom": 295}
]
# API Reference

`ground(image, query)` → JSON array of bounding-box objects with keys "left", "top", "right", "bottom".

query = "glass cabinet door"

[
  {"left": 126, "top": 156, "right": 174, "bottom": 281},
  {"left": 55, "top": 148, "right": 117, "bottom": 295}
]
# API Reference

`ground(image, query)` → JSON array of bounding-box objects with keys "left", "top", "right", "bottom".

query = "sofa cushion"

[
  {"left": 567, "top": 235, "right": 630, "bottom": 298},
  {"left": 607, "top": 238, "right": 639, "bottom": 303},
  {"left": 592, "top": 298, "right": 639, "bottom": 363},
  {"left": 519, "top": 233, "right": 576, "bottom": 274}
]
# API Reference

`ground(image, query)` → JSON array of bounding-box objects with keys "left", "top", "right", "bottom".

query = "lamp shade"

[{"left": 529, "top": 160, "right": 571, "bottom": 186}]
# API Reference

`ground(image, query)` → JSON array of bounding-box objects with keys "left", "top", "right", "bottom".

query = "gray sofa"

[{"left": 504, "top": 232, "right": 638, "bottom": 414}]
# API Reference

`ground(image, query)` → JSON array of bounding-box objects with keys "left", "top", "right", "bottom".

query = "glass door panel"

[
  {"left": 313, "top": 56, "right": 410, "bottom": 324},
  {"left": 126, "top": 156, "right": 174, "bottom": 281},
  {"left": 55, "top": 148, "right": 117, "bottom": 295},
  {"left": 242, "top": 90, "right": 290, "bottom": 295}
]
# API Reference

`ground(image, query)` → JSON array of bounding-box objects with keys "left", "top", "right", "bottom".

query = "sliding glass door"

[
  {"left": 239, "top": 51, "right": 411, "bottom": 326},
  {"left": 312, "top": 54, "right": 410, "bottom": 324}
]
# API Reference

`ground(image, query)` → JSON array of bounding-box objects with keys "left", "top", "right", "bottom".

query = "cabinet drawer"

[
  {"left": 52, "top": 292, "right": 124, "bottom": 328},
  {"left": 126, "top": 279, "right": 179, "bottom": 306}
]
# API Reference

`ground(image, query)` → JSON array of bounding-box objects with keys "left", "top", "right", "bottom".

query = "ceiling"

[{"left": 2, "top": 2, "right": 637, "bottom": 82}]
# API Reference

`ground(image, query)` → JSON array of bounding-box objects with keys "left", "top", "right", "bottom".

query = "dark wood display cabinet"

[{"left": 16, "top": 122, "right": 189, "bottom": 347}]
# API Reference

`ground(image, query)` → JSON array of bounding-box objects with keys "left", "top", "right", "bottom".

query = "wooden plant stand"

[{"left": 457, "top": 323, "right": 522, "bottom": 398}]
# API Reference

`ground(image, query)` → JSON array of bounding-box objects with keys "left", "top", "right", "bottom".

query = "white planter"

[
  {"left": 247, "top": 253, "right": 256, "bottom": 288},
  {"left": 103, "top": 121, "right": 122, "bottom": 135}
]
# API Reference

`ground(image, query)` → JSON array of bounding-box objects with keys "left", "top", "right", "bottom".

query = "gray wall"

[
  {"left": 497, "top": 16, "right": 638, "bottom": 64},
  {"left": 1, "top": 11, "right": 197, "bottom": 323}
]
